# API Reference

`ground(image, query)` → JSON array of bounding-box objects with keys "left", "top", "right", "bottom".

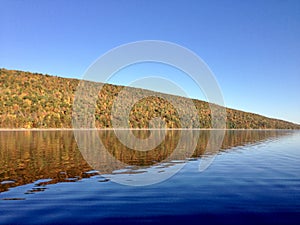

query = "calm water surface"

[{"left": 0, "top": 130, "right": 300, "bottom": 224}]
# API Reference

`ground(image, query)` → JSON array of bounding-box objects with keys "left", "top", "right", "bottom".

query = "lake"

[{"left": 0, "top": 130, "right": 300, "bottom": 224}]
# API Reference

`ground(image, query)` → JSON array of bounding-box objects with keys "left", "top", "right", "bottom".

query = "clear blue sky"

[{"left": 1, "top": 0, "right": 299, "bottom": 124}]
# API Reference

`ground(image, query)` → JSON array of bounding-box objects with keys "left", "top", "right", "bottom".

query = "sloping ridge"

[{"left": 0, "top": 68, "right": 299, "bottom": 129}]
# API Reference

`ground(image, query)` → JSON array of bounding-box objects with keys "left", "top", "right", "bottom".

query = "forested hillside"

[{"left": 0, "top": 68, "right": 299, "bottom": 129}]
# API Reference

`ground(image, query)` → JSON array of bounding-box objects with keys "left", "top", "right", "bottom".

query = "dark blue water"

[{"left": 1, "top": 130, "right": 300, "bottom": 224}]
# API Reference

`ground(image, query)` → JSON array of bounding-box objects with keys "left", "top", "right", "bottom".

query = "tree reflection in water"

[{"left": 0, "top": 130, "right": 290, "bottom": 191}]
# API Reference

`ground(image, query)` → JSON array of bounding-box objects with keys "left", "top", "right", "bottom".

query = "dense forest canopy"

[{"left": 0, "top": 68, "right": 299, "bottom": 129}]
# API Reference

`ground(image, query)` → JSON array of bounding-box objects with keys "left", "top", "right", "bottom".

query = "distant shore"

[
  {"left": 0, "top": 128, "right": 298, "bottom": 131},
  {"left": 1, "top": 69, "right": 299, "bottom": 130}
]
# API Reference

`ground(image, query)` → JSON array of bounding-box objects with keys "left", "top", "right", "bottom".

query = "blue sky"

[{"left": 1, "top": 0, "right": 299, "bottom": 124}]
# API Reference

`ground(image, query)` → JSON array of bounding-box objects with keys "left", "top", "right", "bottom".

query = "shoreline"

[{"left": 0, "top": 128, "right": 298, "bottom": 131}]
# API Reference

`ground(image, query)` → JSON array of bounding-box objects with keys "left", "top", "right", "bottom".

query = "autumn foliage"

[{"left": 0, "top": 68, "right": 299, "bottom": 129}]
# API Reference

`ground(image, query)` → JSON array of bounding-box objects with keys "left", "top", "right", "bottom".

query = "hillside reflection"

[{"left": 0, "top": 130, "right": 290, "bottom": 192}]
